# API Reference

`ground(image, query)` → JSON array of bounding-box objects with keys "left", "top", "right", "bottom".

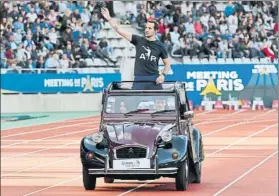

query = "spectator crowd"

[
  {"left": 0, "top": 1, "right": 117, "bottom": 71},
  {"left": 0, "top": 1, "right": 278, "bottom": 72},
  {"left": 124, "top": 1, "right": 278, "bottom": 61}
]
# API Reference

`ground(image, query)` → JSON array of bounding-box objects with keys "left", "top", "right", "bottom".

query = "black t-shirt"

[{"left": 130, "top": 34, "right": 168, "bottom": 76}]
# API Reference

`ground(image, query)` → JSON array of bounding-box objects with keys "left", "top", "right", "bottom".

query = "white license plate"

[{"left": 113, "top": 158, "right": 150, "bottom": 169}]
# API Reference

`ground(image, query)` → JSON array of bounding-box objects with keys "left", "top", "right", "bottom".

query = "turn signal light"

[
  {"left": 172, "top": 152, "right": 178, "bottom": 159},
  {"left": 87, "top": 152, "right": 94, "bottom": 159}
]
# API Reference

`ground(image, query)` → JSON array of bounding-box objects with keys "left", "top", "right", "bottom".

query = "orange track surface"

[{"left": 1, "top": 109, "right": 278, "bottom": 196}]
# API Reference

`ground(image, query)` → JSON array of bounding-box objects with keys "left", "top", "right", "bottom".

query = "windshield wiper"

[
  {"left": 151, "top": 109, "right": 176, "bottom": 116},
  {"left": 124, "top": 109, "right": 150, "bottom": 116}
]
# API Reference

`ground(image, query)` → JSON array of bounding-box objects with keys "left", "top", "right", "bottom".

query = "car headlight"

[
  {"left": 92, "top": 132, "right": 104, "bottom": 143},
  {"left": 161, "top": 131, "right": 172, "bottom": 142}
]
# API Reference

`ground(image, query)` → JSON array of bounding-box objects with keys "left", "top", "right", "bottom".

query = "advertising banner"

[
  {"left": 160, "top": 64, "right": 278, "bottom": 107},
  {"left": 1, "top": 73, "right": 121, "bottom": 94}
]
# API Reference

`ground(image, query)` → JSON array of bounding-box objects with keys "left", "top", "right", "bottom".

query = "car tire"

[
  {"left": 192, "top": 162, "right": 201, "bottom": 183},
  {"left": 83, "top": 166, "right": 96, "bottom": 190},
  {"left": 175, "top": 157, "right": 189, "bottom": 191},
  {"left": 104, "top": 177, "right": 114, "bottom": 183},
  {"left": 193, "top": 138, "right": 202, "bottom": 183}
]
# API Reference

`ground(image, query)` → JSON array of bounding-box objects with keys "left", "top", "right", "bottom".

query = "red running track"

[{"left": 1, "top": 109, "right": 278, "bottom": 196}]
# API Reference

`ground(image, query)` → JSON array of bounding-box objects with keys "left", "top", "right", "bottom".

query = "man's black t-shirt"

[{"left": 130, "top": 34, "right": 168, "bottom": 76}]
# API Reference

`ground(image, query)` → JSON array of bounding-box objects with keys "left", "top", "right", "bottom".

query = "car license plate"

[{"left": 113, "top": 158, "right": 150, "bottom": 169}]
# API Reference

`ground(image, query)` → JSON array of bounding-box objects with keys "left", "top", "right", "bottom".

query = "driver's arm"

[{"left": 101, "top": 7, "right": 132, "bottom": 42}]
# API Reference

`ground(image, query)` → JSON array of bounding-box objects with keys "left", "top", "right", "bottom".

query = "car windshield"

[{"left": 105, "top": 95, "right": 176, "bottom": 115}]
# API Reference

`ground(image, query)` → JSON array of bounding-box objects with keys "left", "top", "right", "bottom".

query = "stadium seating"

[{"left": 0, "top": 1, "right": 277, "bottom": 73}]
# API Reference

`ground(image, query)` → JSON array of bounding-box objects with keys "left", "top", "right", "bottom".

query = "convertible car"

[{"left": 80, "top": 81, "right": 204, "bottom": 191}]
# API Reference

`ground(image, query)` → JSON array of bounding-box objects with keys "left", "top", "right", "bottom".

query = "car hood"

[{"left": 104, "top": 122, "right": 174, "bottom": 156}]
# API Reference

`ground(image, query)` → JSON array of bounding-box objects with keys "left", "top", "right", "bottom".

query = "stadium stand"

[{"left": 0, "top": 1, "right": 278, "bottom": 73}]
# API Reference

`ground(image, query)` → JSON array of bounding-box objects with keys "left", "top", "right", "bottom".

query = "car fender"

[
  {"left": 190, "top": 127, "right": 204, "bottom": 163},
  {"left": 157, "top": 135, "right": 189, "bottom": 166},
  {"left": 80, "top": 136, "right": 108, "bottom": 161}
]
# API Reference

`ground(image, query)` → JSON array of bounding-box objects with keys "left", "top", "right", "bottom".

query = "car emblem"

[{"left": 128, "top": 148, "right": 133, "bottom": 157}]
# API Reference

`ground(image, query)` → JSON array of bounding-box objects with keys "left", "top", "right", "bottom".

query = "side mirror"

[{"left": 184, "top": 111, "right": 194, "bottom": 119}]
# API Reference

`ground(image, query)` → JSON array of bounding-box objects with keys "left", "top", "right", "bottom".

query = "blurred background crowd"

[{"left": 0, "top": 1, "right": 278, "bottom": 71}]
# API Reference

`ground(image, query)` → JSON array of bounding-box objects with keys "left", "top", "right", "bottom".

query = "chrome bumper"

[
  {"left": 88, "top": 168, "right": 178, "bottom": 175},
  {"left": 88, "top": 155, "right": 178, "bottom": 175}
]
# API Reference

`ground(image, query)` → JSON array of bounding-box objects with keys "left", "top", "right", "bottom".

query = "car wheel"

[
  {"left": 192, "top": 162, "right": 201, "bottom": 183},
  {"left": 175, "top": 157, "right": 189, "bottom": 191},
  {"left": 193, "top": 139, "right": 202, "bottom": 183},
  {"left": 104, "top": 177, "right": 114, "bottom": 183},
  {"left": 83, "top": 166, "right": 96, "bottom": 190}
]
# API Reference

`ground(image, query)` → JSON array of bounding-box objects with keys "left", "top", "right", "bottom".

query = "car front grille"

[{"left": 116, "top": 146, "right": 147, "bottom": 159}]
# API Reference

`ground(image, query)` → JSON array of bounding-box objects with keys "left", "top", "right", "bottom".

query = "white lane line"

[
  {"left": 2, "top": 120, "right": 277, "bottom": 177},
  {"left": 195, "top": 118, "right": 276, "bottom": 126},
  {"left": 194, "top": 111, "right": 243, "bottom": 126},
  {"left": 113, "top": 111, "right": 276, "bottom": 195},
  {"left": 22, "top": 175, "right": 82, "bottom": 196},
  {"left": 65, "top": 114, "right": 101, "bottom": 122},
  {"left": 0, "top": 109, "right": 247, "bottom": 147},
  {"left": 217, "top": 110, "right": 244, "bottom": 119},
  {"left": 1, "top": 140, "right": 80, "bottom": 161},
  {"left": 206, "top": 156, "right": 270, "bottom": 158},
  {"left": 0, "top": 110, "right": 264, "bottom": 148},
  {"left": 195, "top": 110, "right": 215, "bottom": 116},
  {"left": 2, "top": 117, "right": 274, "bottom": 149},
  {"left": 1, "top": 139, "right": 79, "bottom": 142},
  {"left": 1, "top": 121, "right": 97, "bottom": 139},
  {"left": 212, "top": 150, "right": 278, "bottom": 196},
  {"left": 0, "top": 111, "right": 209, "bottom": 139},
  {"left": 206, "top": 123, "right": 278, "bottom": 157},
  {"left": 1, "top": 125, "right": 98, "bottom": 148},
  {"left": 194, "top": 109, "right": 275, "bottom": 126},
  {"left": 2, "top": 119, "right": 276, "bottom": 179},
  {"left": 1, "top": 110, "right": 275, "bottom": 148},
  {"left": 1, "top": 109, "right": 275, "bottom": 163},
  {"left": 195, "top": 109, "right": 243, "bottom": 119},
  {"left": 18, "top": 111, "right": 276, "bottom": 196},
  {"left": 1, "top": 114, "right": 98, "bottom": 131},
  {"left": 1, "top": 110, "right": 275, "bottom": 160},
  {"left": 195, "top": 116, "right": 277, "bottom": 123},
  {"left": 1, "top": 155, "right": 80, "bottom": 178},
  {"left": 202, "top": 109, "right": 276, "bottom": 136},
  {"left": 117, "top": 180, "right": 155, "bottom": 196},
  {"left": 202, "top": 118, "right": 276, "bottom": 137}
]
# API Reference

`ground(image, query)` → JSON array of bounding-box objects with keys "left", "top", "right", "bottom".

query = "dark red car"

[{"left": 80, "top": 81, "right": 204, "bottom": 191}]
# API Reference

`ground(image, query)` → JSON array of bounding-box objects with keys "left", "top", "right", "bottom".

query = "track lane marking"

[
  {"left": 3, "top": 110, "right": 277, "bottom": 195},
  {"left": 1, "top": 140, "right": 81, "bottom": 161},
  {"left": 3, "top": 120, "right": 277, "bottom": 178},
  {"left": 3, "top": 110, "right": 273, "bottom": 148},
  {"left": 1, "top": 114, "right": 98, "bottom": 131},
  {"left": 1, "top": 155, "right": 80, "bottom": 178},
  {"left": 212, "top": 150, "right": 278, "bottom": 196},
  {"left": 114, "top": 112, "right": 277, "bottom": 195},
  {"left": 1, "top": 121, "right": 98, "bottom": 139},
  {"left": 22, "top": 175, "right": 82, "bottom": 196},
  {"left": 205, "top": 123, "right": 278, "bottom": 157}
]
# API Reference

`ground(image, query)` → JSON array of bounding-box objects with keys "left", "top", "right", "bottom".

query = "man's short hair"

[{"left": 147, "top": 20, "right": 159, "bottom": 31}]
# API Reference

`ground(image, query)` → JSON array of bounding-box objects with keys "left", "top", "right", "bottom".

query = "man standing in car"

[{"left": 101, "top": 7, "right": 170, "bottom": 89}]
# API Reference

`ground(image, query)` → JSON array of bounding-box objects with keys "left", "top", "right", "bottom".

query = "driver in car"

[
  {"left": 120, "top": 101, "right": 127, "bottom": 113},
  {"left": 155, "top": 99, "right": 167, "bottom": 111}
]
